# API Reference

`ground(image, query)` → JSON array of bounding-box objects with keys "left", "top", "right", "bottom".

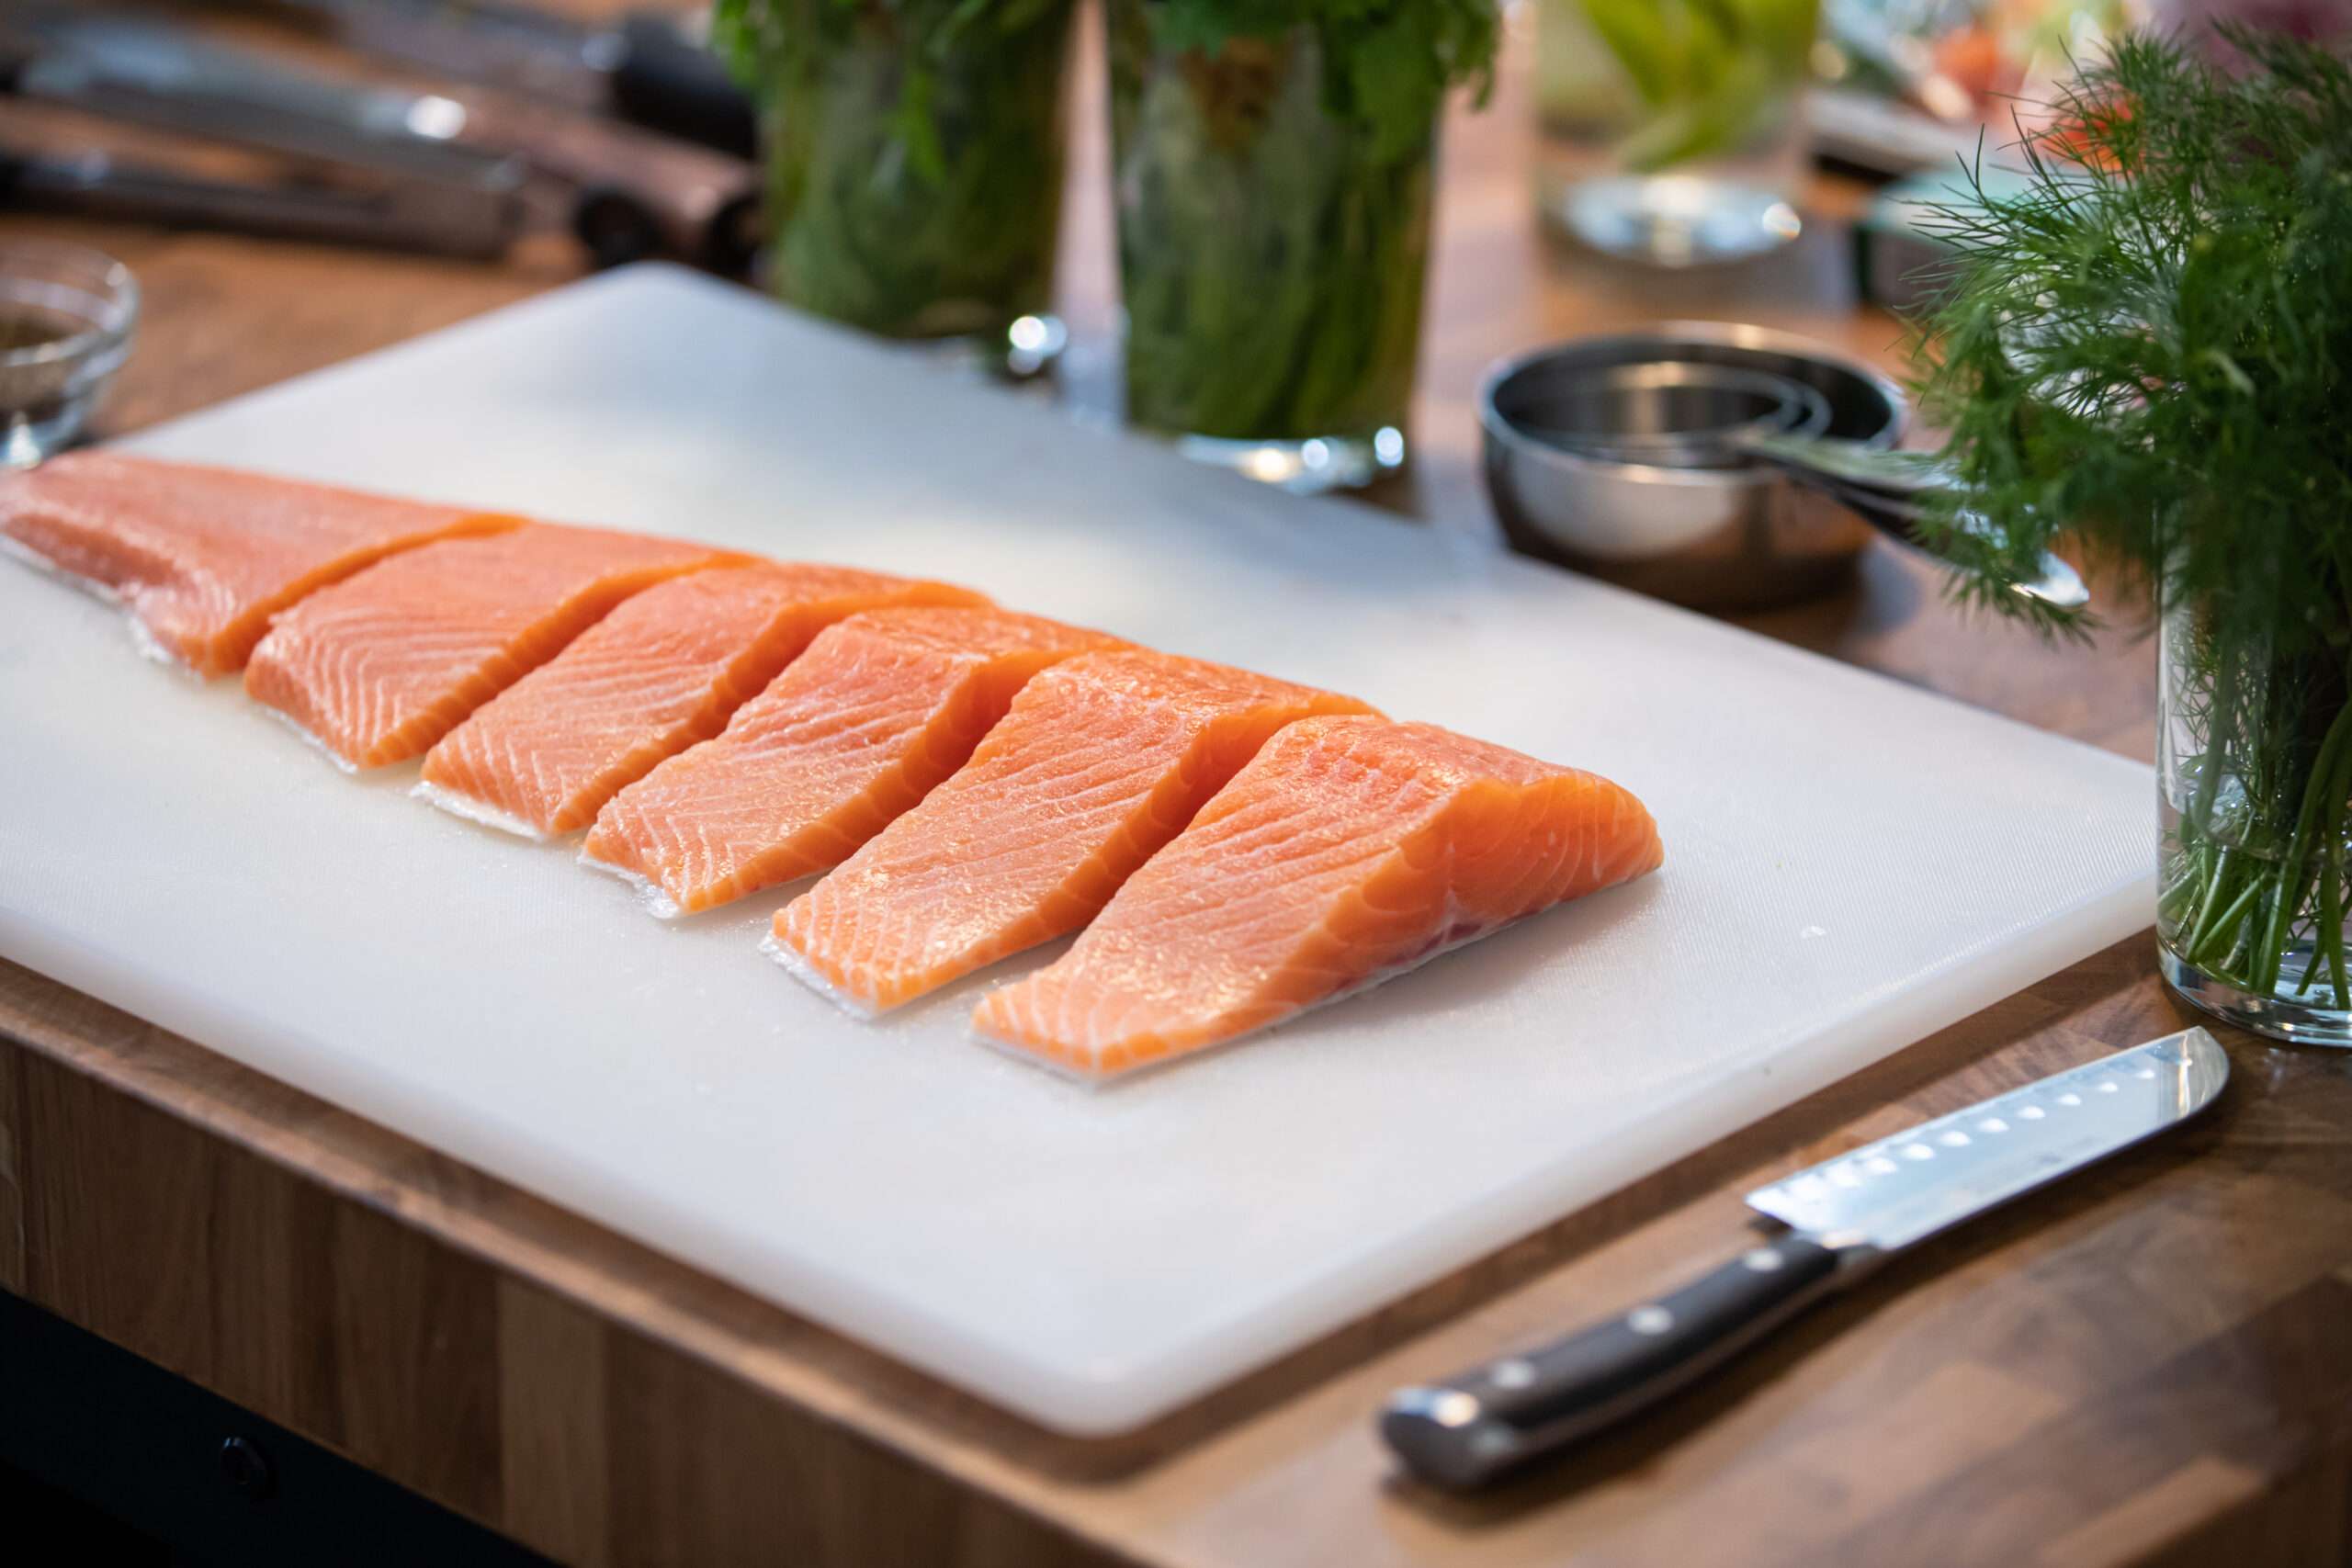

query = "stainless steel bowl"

[
  {"left": 1508, "top": 360, "right": 1831, "bottom": 469},
  {"left": 1480, "top": 323, "right": 1907, "bottom": 609}
]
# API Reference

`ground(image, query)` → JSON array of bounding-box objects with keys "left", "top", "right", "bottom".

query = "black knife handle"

[{"left": 1381, "top": 1232, "right": 1847, "bottom": 1491}]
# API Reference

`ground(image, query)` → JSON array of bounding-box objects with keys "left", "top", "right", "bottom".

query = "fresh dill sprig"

[
  {"left": 1916, "top": 25, "right": 2352, "bottom": 649},
  {"left": 1916, "top": 26, "right": 2352, "bottom": 1015}
]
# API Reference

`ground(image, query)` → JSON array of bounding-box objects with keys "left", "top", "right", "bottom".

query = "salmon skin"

[
  {"left": 582, "top": 606, "right": 1127, "bottom": 917},
  {"left": 771, "top": 649, "right": 1379, "bottom": 1015},
  {"left": 970, "top": 716, "right": 1664, "bottom": 1079},
  {"left": 244, "top": 523, "right": 743, "bottom": 771},
  {"left": 414, "top": 563, "right": 990, "bottom": 840},
  {"left": 0, "top": 452, "right": 521, "bottom": 678}
]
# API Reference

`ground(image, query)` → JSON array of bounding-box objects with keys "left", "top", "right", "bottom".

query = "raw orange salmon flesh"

[
  {"left": 4, "top": 456, "right": 1665, "bottom": 1076},
  {"left": 582, "top": 606, "right": 1126, "bottom": 914},
  {"left": 417, "top": 563, "right": 990, "bottom": 839},
  {"left": 772, "top": 649, "right": 1380, "bottom": 1014}
]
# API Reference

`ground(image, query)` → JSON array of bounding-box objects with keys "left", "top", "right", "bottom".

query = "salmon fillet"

[
  {"left": 771, "top": 650, "right": 1379, "bottom": 1014},
  {"left": 414, "top": 563, "right": 990, "bottom": 839},
  {"left": 244, "top": 523, "right": 743, "bottom": 770},
  {"left": 0, "top": 452, "right": 521, "bottom": 677},
  {"left": 971, "top": 716, "right": 1664, "bottom": 1078},
  {"left": 582, "top": 607, "right": 1127, "bottom": 916}
]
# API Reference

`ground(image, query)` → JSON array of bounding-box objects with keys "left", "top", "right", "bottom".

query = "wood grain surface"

[{"left": 1, "top": 9, "right": 2344, "bottom": 1568}]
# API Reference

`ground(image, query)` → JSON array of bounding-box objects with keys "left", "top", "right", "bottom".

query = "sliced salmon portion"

[
  {"left": 414, "top": 563, "right": 990, "bottom": 839},
  {"left": 771, "top": 650, "right": 1379, "bottom": 1014},
  {"left": 244, "top": 523, "right": 743, "bottom": 770},
  {"left": 0, "top": 452, "right": 522, "bottom": 677},
  {"left": 582, "top": 607, "right": 1127, "bottom": 916},
  {"left": 972, "top": 716, "right": 1664, "bottom": 1078}
]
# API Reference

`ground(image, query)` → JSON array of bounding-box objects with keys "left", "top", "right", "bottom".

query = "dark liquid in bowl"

[{"left": 0, "top": 310, "right": 81, "bottom": 353}]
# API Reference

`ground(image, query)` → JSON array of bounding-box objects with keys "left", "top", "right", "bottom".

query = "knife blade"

[{"left": 1380, "top": 1026, "right": 2229, "bottom": 1491}]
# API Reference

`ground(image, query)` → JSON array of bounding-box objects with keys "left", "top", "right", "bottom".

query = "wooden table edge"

[{"left": 12, "top": 922, "right": 2340, "bottom": 1568}]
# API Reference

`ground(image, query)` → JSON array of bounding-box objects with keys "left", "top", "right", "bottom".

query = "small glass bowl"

[{"left": 0, "top": 239, "right": 140, "bottom": 468}]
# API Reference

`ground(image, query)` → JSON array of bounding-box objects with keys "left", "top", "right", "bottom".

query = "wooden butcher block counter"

[{"left": 2, "top": 19, "right": 2348, "bottom": 1568}]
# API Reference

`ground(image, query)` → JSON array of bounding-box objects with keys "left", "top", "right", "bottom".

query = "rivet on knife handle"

[{"left": 1380, "top": 1230, "right": 1851, "bottom": 1492}]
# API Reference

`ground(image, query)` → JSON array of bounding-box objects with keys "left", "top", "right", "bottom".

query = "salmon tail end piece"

[
  {"left": 0, "top": 451, "right": 525, "bottom": 678},
  {"left": 969, "top": 716, "right": 1664, "bottom": 1080}
]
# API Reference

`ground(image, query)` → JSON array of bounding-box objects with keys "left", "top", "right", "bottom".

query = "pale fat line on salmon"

[
  {"left": 0, "top": 533, "right": 210, "bottom": 680},
  {"left": 260, "top": 704, "right": 363, "bottom": 774},
  {"left": 123, "top": 615, "right": 210, "bottom": 679},
  {"left": 760, "top": 931, "right": 883, "bottom": 1020},
  {"left": 575, "top": 848, "right": 690, "bottom": 920},
  {"left": 411, "top": 780, "right": 557, "bottom": 844},
  {"left": 0, "top": 531, "right": 122, "bottom": 606}
]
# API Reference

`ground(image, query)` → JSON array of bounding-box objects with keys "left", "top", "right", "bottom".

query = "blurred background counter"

[{"left": 0, "top": 0, "right": 2153, "bottom": 751}]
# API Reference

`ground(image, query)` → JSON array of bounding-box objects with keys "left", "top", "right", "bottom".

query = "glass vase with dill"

[
  {"left": 1917, "top": 27, "right": 2352, "bottom": 1043},
  {"left": 715, "top": 0, "right": 1075, "bottom": 360},
  {"left": 1109, "top": 0, "right": 1498, "bottom": 491}
]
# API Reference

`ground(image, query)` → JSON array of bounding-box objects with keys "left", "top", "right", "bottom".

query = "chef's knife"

[{"left": 1381, "top": 1026, "right": 2229, "bottom": 1491}]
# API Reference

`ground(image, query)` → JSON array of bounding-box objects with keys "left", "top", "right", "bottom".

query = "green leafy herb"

[
  {"left": 715, "top": 0, "right": 1073, "bottom": 339},
  {"left": 1917, "top": 26, "right": 2352, "bottom": 1008},
  {"left": 1139, "top": 0, "right": 1499, "bottom": 162},
  {"left": 1574, "top": 0, "right": 1817, "bottom": 169},
  {"left": 1113, "top": 0, "right": 1495, "bottom": 445}
]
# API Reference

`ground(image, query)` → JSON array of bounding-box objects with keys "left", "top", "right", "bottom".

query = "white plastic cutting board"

[{"left": 0, "top": 265, "right": 2154, "bottom": 1434}]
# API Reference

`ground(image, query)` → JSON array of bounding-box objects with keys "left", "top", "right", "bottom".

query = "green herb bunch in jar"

[
  {"left": 716, "top": 0, "right": 1076, "bottom": 350},
  {"left": 1918, "top": 28, "right": 2352, "bottom": 1043},
  {"left": 1110, "top": 0, "right": 1499, "bottom": 491}
]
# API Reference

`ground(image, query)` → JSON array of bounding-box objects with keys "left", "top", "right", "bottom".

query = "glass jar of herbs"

[
  {"left": 1921, "top": 28, "right": 2352, "bottom": 1043},
  {"left": 1108, "top": 0, "right": 1498, "bottom": 492},
  {"left": 716, "top": 0, "right": 1076, "bottom": 359}
]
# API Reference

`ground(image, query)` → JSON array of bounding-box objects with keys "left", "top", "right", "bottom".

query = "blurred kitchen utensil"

[
  {"left": 0, "top": 11, "right": 527, "bottom": 256},
  {"left": 0, "top": 143, "right": 502, "bottom": 254},
  {"left": 452, "top": 89, "right": 759, "bottom": 270},
  {"left": 264, "top": 0, "right": 757, "bottom": 158},
  {"left": 0, "top": 10, "right": 760, "bottom": 269},
  {"left": 1481, "top": 323, "right": 1905, "bottom": 609},
  {"left": 0, "top": 237, "right": 135, "bottom": 465},
  {"left": 258, "top": 0, "right": 766, "bottom": 265}
]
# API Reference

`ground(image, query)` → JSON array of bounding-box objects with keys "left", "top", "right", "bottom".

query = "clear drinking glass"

[
  {"left": 0, "top": 240, "right": 138, "bottom": 467},
  {"left": 2157, "top": 598, "right": 2352, "bottom": 1045},
  {"left": 1535, "top": 0, "right": 1818, "bottom": 265},
  {"left": 1110, "top": 0, "right": 1430, "bottom": 492},
  {"left": 730, "top": 0, "right": 1076, "bottom": 359}
]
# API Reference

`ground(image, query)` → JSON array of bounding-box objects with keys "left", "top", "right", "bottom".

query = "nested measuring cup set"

[{"left": 1478, "top": 322, "right": 2087, "bottom": 612}]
